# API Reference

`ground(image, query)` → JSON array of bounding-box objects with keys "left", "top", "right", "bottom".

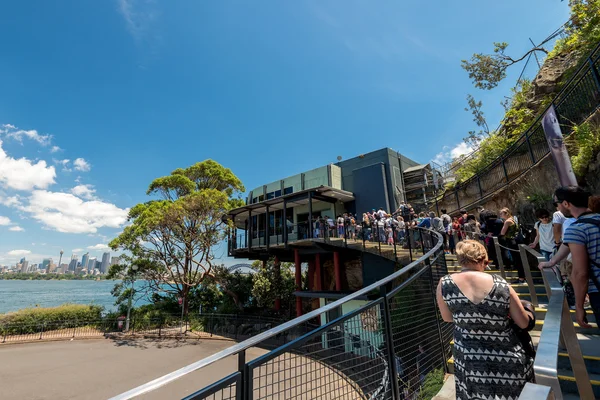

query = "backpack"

[
  {"left": 432, "top": 217, "right": 445, "bottom": 233},
  {"left": 441, "top": 214, "right": 451, "bottom": 229},
  {"left": 571, "top": 217, "right": 600, "bottom": 291}
]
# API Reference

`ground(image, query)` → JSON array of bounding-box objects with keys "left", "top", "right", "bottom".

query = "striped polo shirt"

[{"left": 563, "top": 213, "right": 600, "bottom": 293}]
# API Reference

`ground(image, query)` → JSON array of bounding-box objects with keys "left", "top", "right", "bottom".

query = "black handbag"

[{"left": 510, "top": 303, "right": 536, "bottom": 358}]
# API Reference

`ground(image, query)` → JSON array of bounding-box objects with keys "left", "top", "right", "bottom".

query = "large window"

[{"left": 283, "top": 186, "right": 293, "bottom": 195}]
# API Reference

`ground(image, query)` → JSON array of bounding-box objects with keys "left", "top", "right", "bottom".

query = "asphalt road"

[{"left": 0, "top": 338, "right": 267, "bottom": 400}]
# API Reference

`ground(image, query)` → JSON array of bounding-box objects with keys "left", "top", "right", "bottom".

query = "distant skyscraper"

[
  {"left": 42, "top": 258, "right": 52, "bottom": 273},
  {"left": 68, "top": 255, "right": 78, "bottom": 272},
  {"left": 100, "top": 252, "right": 111, "bottom": 274},
  {"left": 111, "top": 256, "right": 121, "bottom": 266},
  {"left": 20, "top": 260, "right": 29, "bottom": 273},
  {"left": 81, "top": 253, "right": 90, "bottom": 273},
  {"left": 95, "top": 260, "right": 102, "bottom": 271},
  {"left": 88, "top": 257, "right": 97, "bottom": 271}
]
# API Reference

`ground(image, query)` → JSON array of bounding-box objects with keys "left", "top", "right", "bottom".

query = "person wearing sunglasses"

[
  {"left": 529, "top": 209, "right": 554, "bottom": 261},
  {"left": 545, "top": 186, "right": 600, "bottom": 329}
]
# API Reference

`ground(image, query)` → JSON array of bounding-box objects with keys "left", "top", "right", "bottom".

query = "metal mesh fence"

[
  {"left": 248, "top": 299, "right": 391, "bottom": 400},
  {"left": 387, "top": 266, "right": 448, "bottom": 400},
  {"left": 184, "top": 372, "right": 242, "bottom": 400}
]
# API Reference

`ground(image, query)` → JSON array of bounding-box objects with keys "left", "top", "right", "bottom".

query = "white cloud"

[
  {"left": 0, "top": 140, "right": 56, "bottom": 190},
  {"left": 3, "top": 126, "right": 52, "bottom": 146},
  {"left": 0, "top": 216, "right": 11, "bottom": 225},
  {"left": 7, "top": 249, "right": 31, "bottom": 256},
  {"left": 50, "top": 146, "right": 61, "bottom": 153},
  {"left": 117, "top": 0, "right": 160, "bottom": 42},
  {"left": 72, "top": 248, "right": 84, "bottom": 253},
  {"left": 87, "top": 244, "right": 111, "bottom": 251},
  {"left": 23, "top": 190, "right": 129, "bottom": 234},
  {"left": 9, "top": 226, "right": 24, "bottom": 232},
  {"left": 450, "top": 142, "right": 474, "bottom": 159},
  {"left": 432, "top": 142, "right": 474, "bottom": 166},
  {"left": 0, "top": 195, "right": 22, "bottom": 207},
  {"left": 73, "top": 158, "right": 91, "bottom": 172},
  {"left": 71, "top": 184, "right": 97, "bottom": 200}
]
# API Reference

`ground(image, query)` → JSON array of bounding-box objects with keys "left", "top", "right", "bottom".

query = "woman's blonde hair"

[
  {"left": 500, "top": 207, "right": 512, "bottom": 217},
  {"left": 456, "top": 240, "right": 488, "bottom": 266}
]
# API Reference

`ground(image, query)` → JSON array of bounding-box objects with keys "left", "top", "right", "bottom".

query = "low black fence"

[{"left": 0, "top": 313, "right": 289, "bottom": 344}]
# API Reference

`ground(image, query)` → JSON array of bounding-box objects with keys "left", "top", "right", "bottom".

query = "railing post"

[
  {"left": 492, "top": 237, "right": 506, "bottom": 279},
  {"left": 501, "top": 158, "right": 509, "bottom": 182},
  {"left": 477, "top": 176, "right": 483, "bottom": 198},
  {"left": 588, "top": 57, "right": 600, "bottom": 90},
  {"left": 518, "top": 245, "right": 539, "bottom": 307},
  {"left": 418, "top": 230, "right": 425, "bottom": 254},
  {"left": 379, "top": 284, "right": 400, "bottom": 400},
  {"left": 407, "top": 227, "right": 413, "bottom": 262},
  {"left": 525, "top": 134, "right": 536, "bottom": 165},
  {"left": 238, "top": 349, "right": 249, "bottom": 400},
  {"left": 393, "top": 225, "right": 398, "bottom": 262}
]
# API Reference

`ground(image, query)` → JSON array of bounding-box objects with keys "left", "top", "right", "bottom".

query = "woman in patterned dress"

[{"left": 436, "top": 240, "right": 535, "bottom": 399}]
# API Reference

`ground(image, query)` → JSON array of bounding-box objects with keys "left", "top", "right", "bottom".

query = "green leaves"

[{"left": 109, "top": 159, "right": 244, "bottom": 315}]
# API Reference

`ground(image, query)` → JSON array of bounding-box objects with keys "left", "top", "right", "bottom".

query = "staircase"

[{"left": 444, "top": 254, "right": 600, "bottom": 398}]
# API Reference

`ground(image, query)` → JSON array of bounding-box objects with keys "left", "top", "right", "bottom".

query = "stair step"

[
  {"left": 535, "top": 307, "right": 596, "bottom": 323},
  {"left": 558, "top": 370, "right": 600, "bottom": 398}
]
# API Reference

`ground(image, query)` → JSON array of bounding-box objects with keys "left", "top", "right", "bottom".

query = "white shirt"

[{"left": 535, "top": 221, "right": 554, "bottom": 252}]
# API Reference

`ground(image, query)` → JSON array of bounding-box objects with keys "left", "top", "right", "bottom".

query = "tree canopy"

[{"left": 109, "top": 160, "right": 244, "bottom": 314}]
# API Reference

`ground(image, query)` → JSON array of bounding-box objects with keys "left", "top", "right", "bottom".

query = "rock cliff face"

[
  {"left": 531, "top": 52, "right": 579, "bottom": 102},
  {"left": 321, "top": 257, "right": 363, "bottom": 291}
]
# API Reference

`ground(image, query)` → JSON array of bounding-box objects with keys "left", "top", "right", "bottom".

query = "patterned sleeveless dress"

[{"left": 441, "top": 273, "right": 533, "bottom": 399}]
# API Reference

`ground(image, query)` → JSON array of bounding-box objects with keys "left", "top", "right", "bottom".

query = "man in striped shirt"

[{"left": 555, "top": 186, "right": 600, "bottom": 329}]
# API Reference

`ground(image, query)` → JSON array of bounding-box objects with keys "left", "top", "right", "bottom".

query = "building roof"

[{"left": 403, "top": 164, "right": 430, "bottom": 173}]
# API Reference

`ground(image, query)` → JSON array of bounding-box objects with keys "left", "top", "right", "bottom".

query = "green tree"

[
  {"left": 463, "top": 94, "right": 491, "bottom": 147},
  {"left": 109, "top": 160, "right": 244, "bottom": 315},
  {"left": 461, "top": 42, "right": 548, "bottom": 90},
  {"left": 251, "top": 258, "right": 297, "bottom": 316}
]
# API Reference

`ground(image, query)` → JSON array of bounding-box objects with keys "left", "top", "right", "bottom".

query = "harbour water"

[{"left": 0, "top": 280, "right": 147, "bottom": 314}]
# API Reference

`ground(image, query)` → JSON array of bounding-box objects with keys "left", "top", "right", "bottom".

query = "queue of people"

[{"left": 435, "top": 185, "right": 600, "bottom": 399}]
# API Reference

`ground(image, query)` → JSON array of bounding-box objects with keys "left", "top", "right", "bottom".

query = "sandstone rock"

[
  {"left": 532, "top": 52, "right": 579, "bottom": 100},
  {"left": 344, "top": 259, "right": 363, "bottom": 290}
]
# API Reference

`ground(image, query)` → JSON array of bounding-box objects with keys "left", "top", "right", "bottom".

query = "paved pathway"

[{"left": 0, "top": 338, "right": 267, "bottom": 400}]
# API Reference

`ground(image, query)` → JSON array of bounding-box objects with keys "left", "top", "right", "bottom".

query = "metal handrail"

[
  {"left": 519, "top": 246, "right": 594, "bottom": 400},
  {"left": 109, "top": 228, "right": 444, "bottom": 400}
]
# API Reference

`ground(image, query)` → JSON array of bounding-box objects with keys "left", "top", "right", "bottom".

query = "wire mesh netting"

[
  {"left": 387, "top": 264, "right": 449, "bottom": 400},
  {"left": 248, "top": 300, "right": 392, "bottom": 400},
  {"left": 184, "top": 372, "right": 241, "bottom": 400}
]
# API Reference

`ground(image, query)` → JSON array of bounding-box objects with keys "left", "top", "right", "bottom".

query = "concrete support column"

[
  {"left": 333, "top": 251, "right": 342, "bottom": 291},
  {"left": 315, "top": 253, "right": 322, "bottom": 291},
  {"left": 295, "top": 249, "right": 302, "bottom": 317}
]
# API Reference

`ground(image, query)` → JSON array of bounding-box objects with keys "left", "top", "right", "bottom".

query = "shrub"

[
  {"left": 570, "top": 121, "right": 600, "bottom": 177},
  {"left": 0, "top": 304, "right": 103, "bottom": 334},
  {"left": 417, "top": 368, "right": 446, "bottom": 400}
]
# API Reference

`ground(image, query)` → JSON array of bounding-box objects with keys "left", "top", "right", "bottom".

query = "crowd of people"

[{"left": 435, "top": 185, "right": 600, "bottom": 399}]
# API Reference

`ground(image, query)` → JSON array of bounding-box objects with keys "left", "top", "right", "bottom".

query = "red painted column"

[
  {"left": 333, "top": 251, "right": 342, "bottom": 291},
  {"left": 273, "top": 257, "right": 281, "bottom": 311},
  {"left": 295, "top": 249, "right": 302, "bottom": 317},
  {"left": 315, "top": 253, "right": 322, "bottom": 291}
]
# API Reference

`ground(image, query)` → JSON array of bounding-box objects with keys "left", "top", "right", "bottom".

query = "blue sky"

[{"left": 0, "top": 1, "right": 570, "bottom": 266}]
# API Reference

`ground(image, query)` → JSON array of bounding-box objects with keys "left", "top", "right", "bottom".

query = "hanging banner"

[{"left": 541, "top": 105, "right": 577, "bottom": 186}]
